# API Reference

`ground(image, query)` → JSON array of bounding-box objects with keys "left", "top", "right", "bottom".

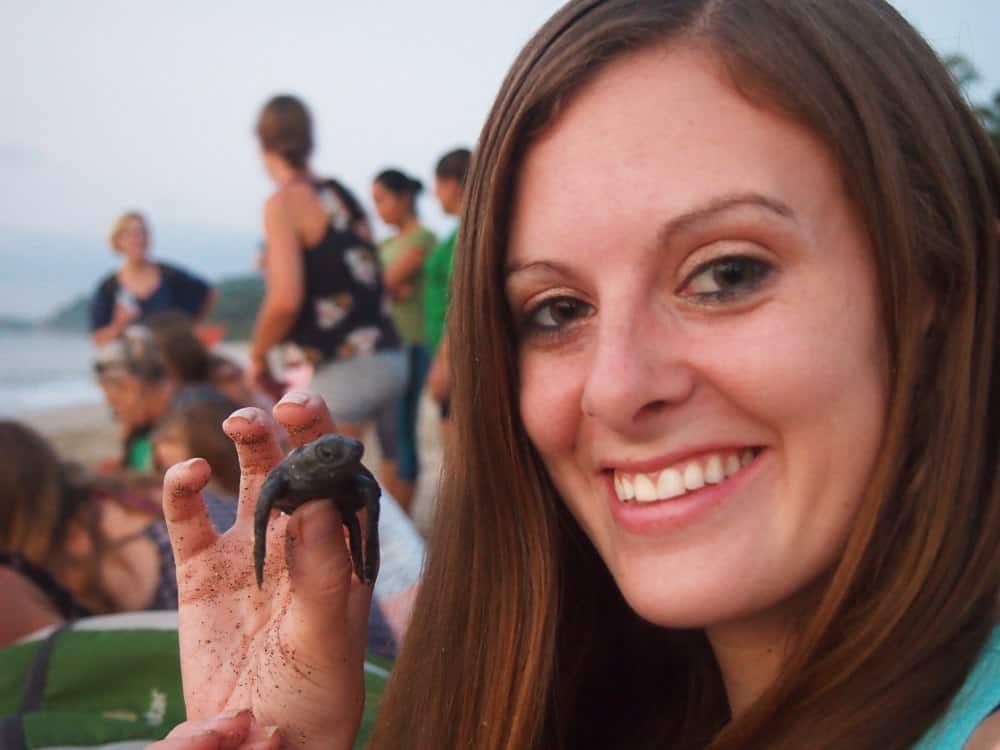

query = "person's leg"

[
  {"left": 393, "top": 345, "right": 431, "bottom": 509},
  {"left": 375, "top": 393, "right": 407, "bottom": 510},
  {"left": 308, "top": 353, "right": 402, "bottom": 442}
]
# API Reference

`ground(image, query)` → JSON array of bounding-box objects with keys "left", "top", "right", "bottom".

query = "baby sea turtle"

[{"left": 254, "top": 434, "right": 380, "bottom": 587}]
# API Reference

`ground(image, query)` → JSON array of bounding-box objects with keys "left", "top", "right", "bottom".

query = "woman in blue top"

[
  {"left": 91, "top": 212, "right": 215, "bottom": 346},
  {"left": 154, "top": 1, "right": 1000, "bottom": 749}
]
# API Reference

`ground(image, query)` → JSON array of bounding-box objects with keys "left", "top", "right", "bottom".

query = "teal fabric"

[{"left": 913, "top": 627, "right": 1000, "bottom": 749}]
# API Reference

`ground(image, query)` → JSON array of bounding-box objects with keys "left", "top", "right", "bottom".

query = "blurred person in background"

[
  {"left": 152, "top": 396, "right": 242, "bottom": 533},
  {"left": 424, "top": 148, "right": 472, "bottom": 440},
  {"left": 94, "top": 326, "right": 175, "bottom": 471},
  {"left": 372, "top": 169, "right": 437, "bottom": 511},
  {"left": 94, "top": 324, "right": 233, "bottom": 471},
  {"left": 248, "top": 94, "right": 406, "bottom": 478},
  {"left": 0, "top": 421, "right": 177, "bottom": 639},
  {"left": 91, "top": 211, "right": 215, "bottom": 347}
]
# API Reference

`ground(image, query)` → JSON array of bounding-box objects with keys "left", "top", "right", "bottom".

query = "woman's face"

[
  {"left": 116, "top": 217, "right": 149, "bottom": 261},
  {"left": 98, "top": 372, "right": 151, "bottom": 429},
  {"left": 507, "top": 47, "right": 889, "bottom": 630},
  {"left": 372, "top": 181, "right": 408, "bottom": 227}
]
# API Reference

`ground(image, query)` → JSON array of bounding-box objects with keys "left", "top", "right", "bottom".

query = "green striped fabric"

[{"left": 0, "top": 613, "right": 390, "bottom": 749}]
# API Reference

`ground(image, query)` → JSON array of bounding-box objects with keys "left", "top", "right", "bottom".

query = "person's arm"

[
  {"left": 248, "top": 193, "right": 304, "bottom": 380},
  {"left": 383, "top": 243, "right": 428, "bottom": 294},
  {"left": 427, "top": 334, "right": 452, "bottom": 404},
  {"left": 91, "top": 280, "right": 138, "bottom": 346},
  {"left": 92, "top": 306, "right": 138, "bottom": 346},
  {"left": 0, "top": 568, "right": 64, "bottom": 646}
]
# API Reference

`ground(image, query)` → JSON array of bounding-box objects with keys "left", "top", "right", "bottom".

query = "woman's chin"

[{"left": 615, "top": 573, "right": 768, "bottom": 631}]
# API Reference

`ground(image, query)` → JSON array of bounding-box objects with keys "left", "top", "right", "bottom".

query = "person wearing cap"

[
  {"left": 94, "top": 325, "right": 234, "bottom": 472},
  {"left": 94, "top": 326, "right": 175, "bottom": 471}
]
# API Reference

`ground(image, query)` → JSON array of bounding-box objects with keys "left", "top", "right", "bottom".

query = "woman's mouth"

[{"left": 612, "top": 447, "right": 763, "bottom": 504}]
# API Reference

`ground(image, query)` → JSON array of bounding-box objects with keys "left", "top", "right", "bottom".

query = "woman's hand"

[
  {"left": 147, "top": 710, "right": 280, "bottom": 750},
  {"left": 111, "top": 299, "right": 139, "bottom": 330},
  {"left": 426, "top": 337, "right": 452, "bottom": 405},
  {"left": 91, "top": 301, "right": 139, "bottom": 346},
  {"left": 245, "top": 356, "right": 286, "bottom": 402},
  {"left": 162, "top": 392, "right": 372, "bottom": 750}
]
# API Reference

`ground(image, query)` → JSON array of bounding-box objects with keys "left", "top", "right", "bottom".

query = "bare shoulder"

[
  {"left": 264, "top": 187, "right": 293, "bottom": 215},
  {"left": 965, "top": 711, "right": 1000, "bottom": 750},
  {"left": 0, "top": 567, "right": 63, "bottom": 646}
]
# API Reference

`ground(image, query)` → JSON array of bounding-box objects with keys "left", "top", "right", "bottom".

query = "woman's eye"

[
  {"left": 681, "top": 255, "right": 773, "bottom": 301},
  {"left": 525, "top": 297, "right": 593, "bottom": 334}
]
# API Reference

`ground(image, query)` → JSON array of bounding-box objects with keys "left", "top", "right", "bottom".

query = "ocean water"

[{"left": 0, "top": 330, "right": 104, "bottom": 416}]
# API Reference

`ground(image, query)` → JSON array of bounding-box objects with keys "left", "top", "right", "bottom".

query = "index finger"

[
  {"left": 272, "top": 390, "right": 336, "bottom": 448},
  {"left": 163, "top": 458, "right": 217, "bottom": 563}
]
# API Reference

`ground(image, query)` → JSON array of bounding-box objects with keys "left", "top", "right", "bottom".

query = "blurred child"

[{"left": 153, "top": 397, "right": 241, "bottom": 533}]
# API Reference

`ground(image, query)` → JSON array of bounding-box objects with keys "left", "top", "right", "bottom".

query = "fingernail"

[
  {"left": 228, "top": 407, "right": 261, "bottom": 423},
  {"left": 278, "top": 390, "right": 312, "bottom": 406},
  {"left": 299, "top": 500, "right": 335, "bottom": 546},
  {"left": 260, "top": 726, "right": 280, "bottom": 737}
]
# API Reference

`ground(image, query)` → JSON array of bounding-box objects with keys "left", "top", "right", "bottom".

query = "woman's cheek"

[{"left": 519, "top": 353, "right": 581, "bottom": 457}]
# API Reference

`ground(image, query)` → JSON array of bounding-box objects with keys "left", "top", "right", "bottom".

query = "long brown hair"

[{"left": 373, "top": 1, "right": 1000, "bottom": 748}]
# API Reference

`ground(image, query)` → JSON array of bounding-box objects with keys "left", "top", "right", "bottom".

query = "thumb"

[{"left": 286, "top": 500, "right": 372, "bottom": 650}]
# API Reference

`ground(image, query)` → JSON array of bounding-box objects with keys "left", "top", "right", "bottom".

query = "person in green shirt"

[
  {"left": 425, "top": 148, "right": 472, "bottom": 434},
  {"left": 372, "top": 169, "right": 438, "bottom": 511}
]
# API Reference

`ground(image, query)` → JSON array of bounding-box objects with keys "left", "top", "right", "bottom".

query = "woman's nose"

[{"left": 580, "top": 308, "right": 695, "bottom": 434}]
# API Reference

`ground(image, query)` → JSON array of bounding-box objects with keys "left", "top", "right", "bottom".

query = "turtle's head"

[{"left": 310, "top": 434, "right": 364, "bottom": 469}]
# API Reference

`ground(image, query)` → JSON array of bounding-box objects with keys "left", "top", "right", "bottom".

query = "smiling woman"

[
  {"left": 151, "top": 1, "right": 1000, "bottom": 750},
  {"left": 376, "top": 0, "right": 1000, "bottom": 747}
]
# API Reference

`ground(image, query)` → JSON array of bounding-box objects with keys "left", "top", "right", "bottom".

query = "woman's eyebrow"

[
  {"left": 657, "top": 192, "right": 797, "bottom": 246},
  {"left": 505, "top": 258, "right": 578, "bottom": 282},
  {"left": 506, "top": 192, "right": 796, "bottom": 276}
]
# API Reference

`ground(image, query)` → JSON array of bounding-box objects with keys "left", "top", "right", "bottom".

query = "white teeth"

[
  {"left": 656, "top": 468, "right": 685, "bottom": 499},
  {"left": 620, "top": 473, "right": 635, "bottom": 500},
  {"left": 704, "top": 455, "right": 724, "bottom": 485},
  {"left": 613, "top": 448, "right": 758, "bottom": 503},
  {"left": 683, "top": 462, "right": 705, "bottom": 491},
  {"left": 633, "top": 474, "right": 658, "bottom": 503}
]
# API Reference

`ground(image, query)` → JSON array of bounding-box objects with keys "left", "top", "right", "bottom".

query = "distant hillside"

[
  {"left": 0, "top": 315, "right": 33, "bottom": 331},
  {"left": 45, "top": 296, "right": 90, "bottom": 331},
  {"left": 41, "top": 273, "right": 265, "bottom": 340},
  {"left": 205, "top": 274, "right": 264, "bottom": 340}
]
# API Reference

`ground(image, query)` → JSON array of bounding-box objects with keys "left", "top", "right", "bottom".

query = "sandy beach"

[
  {"left": 21, "top": 401, "right": 120, "bottom": 468},
  {"left": 18, "top": 390, "right": 444, "bottom": 538}
]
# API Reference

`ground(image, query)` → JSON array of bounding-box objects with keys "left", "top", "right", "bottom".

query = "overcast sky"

[{"left": 1, "top": 1, "right": 998, "bottom": 316}]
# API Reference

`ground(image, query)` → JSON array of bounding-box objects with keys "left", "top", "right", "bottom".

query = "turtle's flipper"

[
  {"left": 341, "top": 507, "right": 365, "bottom": 583},
  {"left": 357, "top": 469, "right": 381, "bottom": 585},
  {"left": 254, "top": 473, "right": 289, "bottom": 587}
]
